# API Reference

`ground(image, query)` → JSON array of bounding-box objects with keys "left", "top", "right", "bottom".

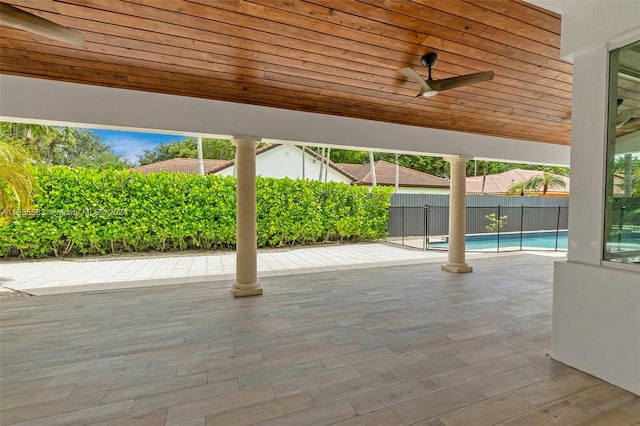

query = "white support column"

[
  {"left": 232, "top": 137, "right": 263, "bottom": 297},
  {"left": 196, "top": 136, "right": 204, "bottom": 176},
  {"left": 442, "top": 156, "right": 472, "bottom": 273}
]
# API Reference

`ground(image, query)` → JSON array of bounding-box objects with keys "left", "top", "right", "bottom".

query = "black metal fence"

[{"left": 387, "top": 205, "right": 568, "bottom": 252}]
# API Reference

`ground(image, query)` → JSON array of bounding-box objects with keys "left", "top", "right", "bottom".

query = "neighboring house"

[
  {"left": 214, "top": 144, "right": 353, "bottom": 184},
  {"left": 336, "top": 160, "right": 450, "bottom": 194},
  {"left": 132, "top": 145, "right": 450, "bottom": 194},
  {"left": 131, "top": 158, "right": 229, "bottom": 175},
  {"left": 466, "top": 169, "right": 570, "bottom": 197}
]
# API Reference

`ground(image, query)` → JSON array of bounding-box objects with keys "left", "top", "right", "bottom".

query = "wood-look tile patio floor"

[{"left": 1, "top": 253, "right": 638, "bottom": 425}]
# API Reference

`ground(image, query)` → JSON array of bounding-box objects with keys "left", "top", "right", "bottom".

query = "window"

[{"left": 604, "top": 40, "right": 640, "bottom": 265}]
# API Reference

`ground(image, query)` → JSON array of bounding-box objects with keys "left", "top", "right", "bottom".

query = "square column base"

[
  {"left": 232, "top": 282, "right": 263, "bottom": 298},
  {"left": 441, "top": 263, "right": 473, "bottom": 273}
]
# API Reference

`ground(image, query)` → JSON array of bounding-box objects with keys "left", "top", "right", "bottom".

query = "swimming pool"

[{"left": 428, "top": 230, "right": 568, "bottom": 251}]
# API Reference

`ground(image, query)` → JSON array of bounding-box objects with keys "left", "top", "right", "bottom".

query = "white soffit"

[
  {"left": 527, "top": 0, "right": 640, "bottom": 61},
  {"left": 523, "top": 0, "right": 566, "bottom": 15},
  {"left": 0, "top": 75, "right": 570, "bottom": 166}
]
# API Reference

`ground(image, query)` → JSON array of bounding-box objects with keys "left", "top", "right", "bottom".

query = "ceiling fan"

[
  {"left": 397, "top": 53, "right": 494, "bottom": 98},
  {"left": 0, "top": 2, "right": 85, "bottom": 47},
  {"left": 616, "top": 98, "right": 639, "bottom": 128}
]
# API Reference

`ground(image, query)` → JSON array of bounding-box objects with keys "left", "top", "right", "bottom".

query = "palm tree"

[
  {"left": 1, "top": 122, "right": 59, "bottom": 164},
  {"left": 524, "top": 171, "right": 567, "bottom": 196},
  {"left": 481, "top": 161, "right": 488, "bottom": 194},
  {"left": 0, "top": 137, "right": 38, "bottom": 223},
  {"left": 506, "top": 180, "right": 528, "bottom": 196}
]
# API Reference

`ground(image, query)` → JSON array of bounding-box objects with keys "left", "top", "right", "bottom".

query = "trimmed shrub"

[{"left": 0, "top": 167, "right": 392, "bottom": 258}]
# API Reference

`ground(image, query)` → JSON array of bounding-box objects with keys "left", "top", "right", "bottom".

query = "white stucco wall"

[
  {"left": 546, "top": 0, "right": 640, "bottom": 395},
  {"left": 216, "top": 145, "right": 352, "bottom": 183},
  {"left": 554, "top": 262, "right": 640, "bottom": 394},
  {"left": 559, "top": 0, "right": 640, "bottom": 62}
]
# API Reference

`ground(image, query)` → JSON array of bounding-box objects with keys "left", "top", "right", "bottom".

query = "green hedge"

[
  {"left": 612, "top": 197, "right": 640, "bottom": 226},
  {"left": 0, "top": 167, "right": 392, "bottom": 258}
]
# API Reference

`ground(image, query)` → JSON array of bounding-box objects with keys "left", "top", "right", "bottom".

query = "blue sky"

[{"left": 88, "top": 129, "right": 186, "bottom": 164}]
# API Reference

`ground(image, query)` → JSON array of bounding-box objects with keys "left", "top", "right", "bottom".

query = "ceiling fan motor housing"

[{"left": 420, "top": 53, "right": 438, "bottom": 67}]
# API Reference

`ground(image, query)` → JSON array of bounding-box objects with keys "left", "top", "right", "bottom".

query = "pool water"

[{"left": 429, "top": 230, "right": 568, "bottom": 251}]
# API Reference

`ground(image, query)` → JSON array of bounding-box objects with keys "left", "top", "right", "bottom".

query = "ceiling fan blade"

[
  {"left": 623, "top": 117, "right": 640, "bottom": 127},
  {"left": 0, "top": 2, "right": 85, "bottom": 47},
  {"left": 429, "top": 71, "right": 494, "bottom": 92},
  {"left": 616, "top": 109, "right": 636, "bottom": 126},
  {"left": 397, "top": 67, "right": 434, "bottom": 96}
]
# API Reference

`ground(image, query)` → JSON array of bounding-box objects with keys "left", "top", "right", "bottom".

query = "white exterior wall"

[
  {"left": 216, "top": 145, "right": 352, "bottom": 183},
  {"left": 554, "top": 262, "right": 640, "bottom": 394},
  {"left": 546, "top": 0, "right": 640, "bottom": 395}
]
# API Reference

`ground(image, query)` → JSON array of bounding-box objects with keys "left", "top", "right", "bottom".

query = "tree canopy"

[
  {"left": 612, "top": 154, "right": 640, "bottom": 197},
  {"left": 326, "top": 148, "right": 569, "bottom": 178},
  {"left": 0, "top": 136, "right": 38, "bottom": 222},
  {"left": 137, "top": 137, "right": 235, "bottom": 165},
  {"left": 0, "top": 122, "right": 130, "bottom": 168}
]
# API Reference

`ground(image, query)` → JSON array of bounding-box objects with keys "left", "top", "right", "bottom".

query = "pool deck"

[{"left": 1, "top": 242, "right": 450, "bottom": 295}]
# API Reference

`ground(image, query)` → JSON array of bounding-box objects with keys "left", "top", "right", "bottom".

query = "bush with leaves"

[
  {"left": 0, "top": 167, "right": 392, "bottom": 258},
  {"left": 485, "top": 213, "right": 508, "bottom": 232},
  {"left": 0, "top": 136, "right": 38, "bottom": 224}
]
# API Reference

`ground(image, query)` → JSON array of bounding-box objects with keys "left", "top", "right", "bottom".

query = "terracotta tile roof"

[
  {"left": 131, "top": 145, "right": 359, "bottom": 181},
  {"left": 129, "top": 149, "right": 448, "bottom": 189},
  {"left": 466, "top": 169, "right": 570, "bottom": 195},
  {"left": 336, "top": 161, "right": 450, "bottom": 188},
  {"left": 335, "top": 163, "right": 369, "bottom": 181},
  {"left": 131, "top": 158, "right": 231, "bottom": 174}
]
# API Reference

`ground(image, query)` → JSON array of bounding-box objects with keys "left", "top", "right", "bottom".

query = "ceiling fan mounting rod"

[{"left": 421, "top": 53, "right": 438, "bottom": 80}]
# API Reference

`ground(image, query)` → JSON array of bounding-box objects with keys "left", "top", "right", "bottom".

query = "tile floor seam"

[
  {"left": 494, "top": 385, "right": 606, "bottom": 426},
  {"left": 468, "top": 373, "right": 552, "bottom": 401},
  {"left": 520, "top": 375, "right": 603, "bottom": 407}
]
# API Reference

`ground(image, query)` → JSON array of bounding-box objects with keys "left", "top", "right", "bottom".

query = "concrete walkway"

[
  {"left": 0, "top": 243, "right": 440, "bottom": 295},
  {"left": 0, "top": 242, "right": 566, "bottom": 296}
]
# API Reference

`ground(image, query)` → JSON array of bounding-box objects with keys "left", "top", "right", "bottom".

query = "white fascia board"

[{"left": 0, "top": 75, "right": 569, "bottom": 166}]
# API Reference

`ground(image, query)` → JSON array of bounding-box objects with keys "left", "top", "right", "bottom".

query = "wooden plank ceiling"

[{"left": 0, "top": 0, "right": 573, "bottom": 145}]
